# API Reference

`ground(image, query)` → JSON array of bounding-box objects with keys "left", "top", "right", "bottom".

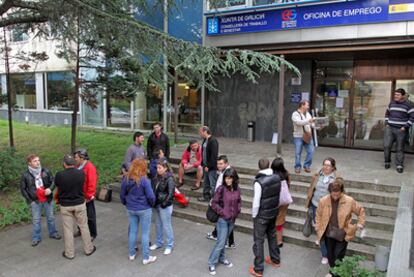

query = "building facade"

[{"left": 203, "top": 0, "right": 414, "bottom": 152}]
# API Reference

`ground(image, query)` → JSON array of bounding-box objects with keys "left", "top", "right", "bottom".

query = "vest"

[{"left": 256, "top": 173, "right": 281, "bottom": 220}]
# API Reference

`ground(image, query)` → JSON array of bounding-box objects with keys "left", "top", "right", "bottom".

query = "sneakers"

[
  {"left": 397, "top": 166, "right": 404, "bottom": 173},
  {"left": 149, "top": 244, "right": 161, "bottom": 251},
  {"left": 208, "top": 266, "right": 217, "bottom": 276},
  {"left": 163, "top": 248, "right": 172, "bottom": 255},
  {"left": 31, "top": 240, "right": 40, "bottom": 247},
  {"left": 220, "top": 259, "right": 233, "bottom": 268},
  {"left": 206, "top": 233, "right": 217, "bottom": 241},
  {"left": 265, "top": 256, "right": 281, "bottom": 268},
  {"left": 248, "top": 266, "right": 263, "bottom": 277},
  {"left": 143, "top": 256, "right": 157, "bottom": 265},
  {"left": 49, "top": 233, "right": 62, "bottom": 240},
  {"left": 225, "top": 244, "right": 236, "bottom": 249},
  {"left": 384, "top": 163, "right": 390, "bottom": 169},
  {"left": 198, "top": 197, "right": 209, "bottom": 202},
  {"left": 321, "top": 257, "right": 329, "bottom": 265},
  {"left": 129, "top": 254, "right": 136, "bottom": 261}
]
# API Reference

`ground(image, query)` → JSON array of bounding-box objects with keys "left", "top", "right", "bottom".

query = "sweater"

[
  {"left": 120, "top": 176, "right": 155, "bottom": 211},
  {"left": 385, "top": 100, "right": 414, "bottom": 128},
  {"left": 123, "top": 143, "right": 146, "bottom": 170},
  {"left": 80, "top": 161, "right": 97, "bottom": 201},
  {"left": 55, "top": 168, "right": 85, "bottom": 207}
]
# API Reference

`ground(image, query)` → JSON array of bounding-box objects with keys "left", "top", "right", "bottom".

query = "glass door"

[
  {"left": 396, "top": 80, "right": 414, "bottom": 152},
  {"left": 351, "top": 81, "right": 391, "bottom": 149}
]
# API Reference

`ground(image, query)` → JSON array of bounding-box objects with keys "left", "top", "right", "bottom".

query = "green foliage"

[
  {"left": 0, "top": 194, "right": 31, "bottom": 229},
  {"left": 331, "top": 255, "right": 385, "bottom": 277},
  {"left": 0, "top": 148, "right": 26, "bottom": 192}
]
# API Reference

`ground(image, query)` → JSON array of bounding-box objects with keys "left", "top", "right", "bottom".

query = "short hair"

[
  {"left": 323, "top": 157, "right": 336, "bottom": 171},
  {"left": 200, "top": 126, "right": 211, "bottom": 135},
  {"left": 395, "top": 88, "right": 406, "bottom": 96},
  {"left": 153, "top": 122, "right": 162, "bottom": 128},
  {"left": 74, "top": 148, "right": 89, "bottom": 160},
  {"left": 189, "top": 139, "right": 197, "bottom": 145},
  {"left": 133, "top": 131, "right": 144, "bottom": 141},
  {"left": 298, "top": 100, "right": 309, "bottom": 108},
  {"left": 217, "top": 155, "right": 228, "bottom": 164},
  {"left": 26, "top": 154, "right": 39, "bottom": 163},
  {"left": 63, "top": 154, "right": 76, "bottom": 166},
  {"left": 258, "top": 158, "right": 269, "bottom": 170},
  {"left": 328, "top": 177, "right": 345, "bottom": 193}
]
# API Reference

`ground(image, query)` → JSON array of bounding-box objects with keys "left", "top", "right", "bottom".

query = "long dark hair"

[
  {"left": 271, "top": 157, "right": 289, "bottom": 183},
  {"left": 222, "top": 168, "right": 239, "bottom": 190}
]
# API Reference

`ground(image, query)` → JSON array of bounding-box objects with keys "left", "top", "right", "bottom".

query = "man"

[
  {"left": 198, "top": 126, "right": 219, "bottom": 202},
  {"left": 249, "top": 158, "right": 281, "bottom": 277},
  {"left": 55, "top": 154, "right": 96, "bottom": 259},
  {"left": 205, "top": 155, "right": 235, "bottom": 248},
  {"left": 292, "top": 100, "right": 315, "bottom": 174},
  {"left": 384, "top": 88, "right": 414, "bottom": 173},
  {"left": 20, "top": 154, "right": 61, "bottom": 247},
  {"left": 122, "top": 131, "right": 146, "bottom": 173},
  {"left": 178, "top": 140, "right": 203, "bottom": 189},
  {"left": 74, "top": 149, "right": 98, "bottom": 240},
  {"left": 147, "top": 122, "right": 170, "bottom": 160}
]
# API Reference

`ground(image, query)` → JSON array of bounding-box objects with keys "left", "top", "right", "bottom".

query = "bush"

[
  {"left": 0, "top": 148, "right": 26, "bottom": 192},
  {"left": 0, "top": 195, "right": 31, "bottom": 229},
  {"left": 331, "top": 255, "right": 385, "bottom": 277}
]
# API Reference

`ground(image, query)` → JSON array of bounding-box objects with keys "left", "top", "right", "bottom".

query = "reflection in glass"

[
  {"left": 47, "top": 72, "right": 75, "bottom": 111},
  {"left": 10, "top": 73, "right": 36, "bottom": 109},
  {"left": 108, "top": 98, "right": 131, "bottom": 128},
  {"left": 396, "top": 80, "right": 414, "bottom": 151}
]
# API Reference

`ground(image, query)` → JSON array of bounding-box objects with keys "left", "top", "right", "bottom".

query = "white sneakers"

[
  {"left": 321, "top": 257, "right": 329, "bottom": 265},
  {"left": 149, "top": 244, "right": 160, "bottom": 251},
  {"left": 129, "top": 254, "right": 136, "bottom": 261},
  {"left": 163, "top": 248, "right": 172, "bottom": 255},
  {"left": 142, "top": 256, "right": 157, "bottom": 265},
  {"left": 149, "top": 244, "right": 172, "bottom": 255}
]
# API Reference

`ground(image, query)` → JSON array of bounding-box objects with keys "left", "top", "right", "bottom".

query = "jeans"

[
  {"left": 310, "top": 204, "right": 328, "bottom": 258},
  {"left": 325, "top": 236, "right": 348, "bottom": 276},
  {"left": 30, "top": 201, "right": 58, "bottom": 242},
  {"left": 202, "top": 168, "right": 217, "bottom": 201},
  {"left": 127, "top": 208, "right": 152, "bottom": 259},
  {"left": 154, "top": 205, "right": 174, "bottom": 250},
  {"left": 253, "top": 216, "right": 280, "bottom": 273},
  {"left": 293, "top": 137, "right": 314, "bottom": 170},
  {"left": 208, "top": 218, "right": 234, "bottom": 267},
  {"left": 212, "top": 226, "right": 235, "bottom": 246},
  {"left": 384, "top": 125, "right": 406, "bottom": 167}
]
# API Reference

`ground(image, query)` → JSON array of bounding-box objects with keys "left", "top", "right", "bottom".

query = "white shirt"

[
  {"left": 252, "top": 168, "right": 273, "bottom": 218},
  {"left": 214, "top": 165, "right": 231, "bottom": 192}
]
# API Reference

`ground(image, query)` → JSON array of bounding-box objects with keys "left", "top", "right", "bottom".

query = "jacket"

[
  {"left": 147, "top": 132, "right": 170, "bottom": 160},
  {"left": 20, "top": 168, "right": 55, "bottom": 204},
  {"left": 120, "top": 176, "right": 155, "bottom": 211},
  {"left": 202, "top": 136, "right": 219, "bottom": 170},
  {"left": 152, "top": 172, "right": 175, "bottom": 208},
  {"left": 255, "top": 173, "right": 281, "bottom": 220},
  {"left": 315, "top": 193, "right": 366, "bottom": 242},
  {"left": 212, "top": 184, "right": 241, "bottom": 222},
  {"left": 305, "top": 170, "right": 341, "bottom": 208},
  {"left": 80, "top": 161, "right": 97, "bottom": 201},
  {"left": 180, "top": 146, "right": 202, "bottom": 168}
]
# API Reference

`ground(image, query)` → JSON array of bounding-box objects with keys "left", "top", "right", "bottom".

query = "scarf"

[
  {"left": 78, "top": 161, "right": 88, "bottom": 170},
  {"left": 28, "top": 166, "right": 43, "bottom": 189}
]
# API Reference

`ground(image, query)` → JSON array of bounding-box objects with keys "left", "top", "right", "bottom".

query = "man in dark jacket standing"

[
  {"left": 20, "top": 154, "right": 61, "bottom": 247},
  {"left": 384, "top": 88, "right": 414, "bottom": 173},
  {"left": 198, "top": 126, "right": 219, "bottom": 202},
  {"left": 55, "top": 154, "right": 96, "bottom": 259},
  {"left": 249, "top": 158, "right": 281, "bottom": 277},
  {"left": 147, "top": 122, "right": 170, "bottom": 160}
]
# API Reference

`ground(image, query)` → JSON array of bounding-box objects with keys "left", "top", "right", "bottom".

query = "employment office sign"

[{"left": 206, "top": 0, "right": 414, "bottom": 35}]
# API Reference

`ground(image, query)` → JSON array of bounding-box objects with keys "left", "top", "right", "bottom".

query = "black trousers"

[
  {"left": 324, "top": 236, "right": 348, "bottom": 276},
  {"left": 212, "top": 227, "right": 234, "bottom": 246},
  {"left": 253, "top": 217, "right": 280, "bottom": 273},
  {"left": 78, "top": 200, "right": 97, "bottom": 238},
  {"left": 384, "top": 125, "right": 407, "bottom": 167}
]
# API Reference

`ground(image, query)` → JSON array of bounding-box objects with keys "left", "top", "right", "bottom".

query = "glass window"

[
  {"left": 254, "top": 0, "right": 279, "bottom": 5},
  {"left": 108, "top": 98, "right": 131, "bottom": 128},
  {"left": 208, "top": 0, "right": 247, "bottom": 10},
  {"left": 11, "top": 25, "right": 29, "bottom": 42},
  {"left": 47, "top": 71, "right": 75, "bottom": 111},
  {"left": 176, "top": 81, "right": 201, "bottom": 125},
  {"left": 10, "top": 73, "right": 36, "bottom": 109}
]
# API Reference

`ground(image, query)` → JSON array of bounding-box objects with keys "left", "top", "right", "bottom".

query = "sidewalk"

[{"left": 0, "top": 201, "right": 335, "bottom": 277}]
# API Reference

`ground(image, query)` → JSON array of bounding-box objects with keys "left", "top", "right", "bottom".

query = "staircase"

[{"left": 111, "top": 158, "right": 400, "bottom": 260}]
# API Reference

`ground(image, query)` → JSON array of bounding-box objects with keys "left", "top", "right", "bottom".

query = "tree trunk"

[
  {"left": 71, "top": 18, "right": 81, "bottom": 153},
  {"left": 3, "top": 28, "right": 14, "bottom": 148}
]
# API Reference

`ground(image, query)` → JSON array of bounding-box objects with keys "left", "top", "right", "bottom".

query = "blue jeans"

[
  {"left": 31, "top": 201, "right": 58, "bottom": 242},
  {"left": 293, "top": 137, "right": 315, "bottom": 170},
  {"left": 310, "top": 204, "right": 328, "bottom": 258},
  {"left": 203, "top": 169, "right": 218, "bottom": 201},
  {"left": 127, "top": 208, "right": 152, "bottom": 259},
  {"left": 208, "top": 218, "right": 234, "bottom": 267},
  {"left": 154, "top": 205, "right": 174, "bottom": 250}
]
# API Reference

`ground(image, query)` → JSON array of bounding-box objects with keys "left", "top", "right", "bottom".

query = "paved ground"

[{"left": 0, "top": 201, "right": 336, "bottom": 277}]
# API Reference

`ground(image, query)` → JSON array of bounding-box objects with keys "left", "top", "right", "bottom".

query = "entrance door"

[{"left": 396, "top": 80, "right": 414, "bottom": 152}]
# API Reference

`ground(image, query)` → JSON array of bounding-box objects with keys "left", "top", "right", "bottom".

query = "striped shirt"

[{"left": 385, "top": 100, "right": 414, "bottom": 128}]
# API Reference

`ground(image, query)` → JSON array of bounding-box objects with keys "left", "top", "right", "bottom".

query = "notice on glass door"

[{"left": 336, "top": 97, "right": 344, "bottom": 109}]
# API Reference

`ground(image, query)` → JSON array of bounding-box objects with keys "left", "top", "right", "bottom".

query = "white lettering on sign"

[
  {"left": 343, "top": 6, "right": 382, "bottom": 16},
  {"left": 303, "top": 11, "right": 331, "bottom": 20},
  {"left": 303, "top": 6, "right": 382, "bottom": 20}
]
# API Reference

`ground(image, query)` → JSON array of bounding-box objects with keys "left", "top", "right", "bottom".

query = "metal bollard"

[{"left": 247, "top": 121, "right": 255, "bottom": 142}]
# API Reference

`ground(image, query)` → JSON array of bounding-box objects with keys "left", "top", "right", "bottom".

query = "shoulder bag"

[
  {"left": 97, "top": 184, "right": 112, "bottom": 202},
  {"left": 298, "top": 111, "right": 312, "bottom": 144},
  {"left": 206, "top": 187, "right": 224, "bottom": 223},
  {"left": 279, "top": 179, "right": 293, "bottom": 207}
]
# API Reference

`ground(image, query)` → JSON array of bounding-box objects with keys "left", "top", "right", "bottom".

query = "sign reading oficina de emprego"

[{"left": 206, "top": 0, "right": 414, "bottom": 36}]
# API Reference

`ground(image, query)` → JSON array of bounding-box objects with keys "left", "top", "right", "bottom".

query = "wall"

[
  {"left": 206, "top": 60, "right": 312, "bottom": 142},
  {"left": 0, "top": 110, "right": 79, "bottom": 126}
]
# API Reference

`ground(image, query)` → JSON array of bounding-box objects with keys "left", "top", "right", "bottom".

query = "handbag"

[
  {"left": 298, "top": 111, "right": 312, "bottom": 144},
  {"left": 279, "top": 180, "right": 293, "bottom": 207},
  {"left": 302, "top": 207, "right": 313, "bottom": 237},
  {"left": 206, "top": 186, "right": 224, "bottom": 223},
  {"left": 96, "top": 185, "right": 112, "bottom": 202},
  {"left": 326, "top": 225, "right": 346, "bottom": 242}
]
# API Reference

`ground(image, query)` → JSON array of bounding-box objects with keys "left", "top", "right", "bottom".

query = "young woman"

[
  {"left": 208, "top": 168, "right": 241, "bottom": 276},
  {"left": 305, "top": 157, "right": 339, "bottom": 265},
  {"left": 271, "top": 157, "right": 291, "bottom": 248},
  {"left": 315, "top": 178, "right": 365, "bottom": 277},
  {"left": 149, "top": 158, "right": 175, "bottom": 255},
  {"left": 120, "top": 159, "right": 156, "bottom": 265}
]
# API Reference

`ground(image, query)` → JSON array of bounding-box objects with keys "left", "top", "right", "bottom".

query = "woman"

[
  {"left": 208, "top": 168, "right": 241, "bottom": 276},
  {"left": 120, "top": 159, "right": 156, "bottom": 265},
  {"left": 271, "top": 157, "right": 291, "bottom": 248},
  {"left": 315, "top": 178, "right": 365, "bottom": 277},
  {"left": 149, "top": 158, "right": 175, "bottom": 255},
  {"left": 305, "top": 157, "right": 339, "bottom": 264}
]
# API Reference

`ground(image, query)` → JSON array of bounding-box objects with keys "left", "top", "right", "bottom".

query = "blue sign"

[
  {"left": 291, "top": 92, "right": 302, "bottom": 103},
  {"left": 206, "top": 0, "right": 414, "bottom": 35}
]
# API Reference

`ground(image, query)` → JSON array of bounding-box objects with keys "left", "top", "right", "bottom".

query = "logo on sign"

[
  {"left": 207, "top": 17, "right": 219, "bottom": 35},
  {"left": 282, "top": 9, "right": 297, "bottom": 28}
]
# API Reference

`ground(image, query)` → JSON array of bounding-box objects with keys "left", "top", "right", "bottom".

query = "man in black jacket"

[
  {"left": 147, "top": 122, "right": 170, "bottom": 160},
  {"left": 20, "top": 154, "right": 61, "bottom": 247},
  {"left": 55, "top": 154, "right": 96, "bottom": 259},
  {"left": 198, "top": 126, "right": 219, "bottom": 202}
]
